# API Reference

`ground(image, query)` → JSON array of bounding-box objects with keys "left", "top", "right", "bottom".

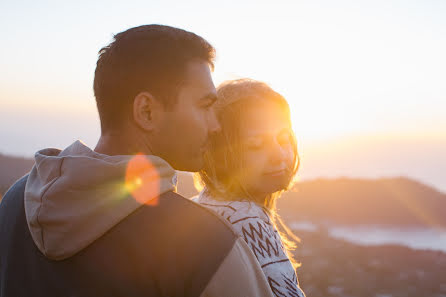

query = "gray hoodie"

[{"left": 24, "top": 140, "right": 177, "bottom": 260}]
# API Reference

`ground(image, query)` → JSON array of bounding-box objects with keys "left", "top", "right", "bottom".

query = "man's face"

[{"left": 152, "top": 60, "right": 220, "bottom": 171}]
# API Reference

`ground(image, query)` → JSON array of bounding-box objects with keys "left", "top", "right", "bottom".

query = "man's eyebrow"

[{"left": 199, "top": 93, "right": 218, "bottom": 103}]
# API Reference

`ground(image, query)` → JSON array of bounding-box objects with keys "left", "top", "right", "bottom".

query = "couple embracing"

[{"left": 0, "top": 24, "right": 306, "bottom": 297}]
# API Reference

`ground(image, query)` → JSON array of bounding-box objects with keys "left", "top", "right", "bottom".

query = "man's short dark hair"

[{"left": 93, "top": 24, "right": 216, "bottom": 133}]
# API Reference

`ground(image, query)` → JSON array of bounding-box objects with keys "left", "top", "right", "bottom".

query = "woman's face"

[{"left": 238, "top": 100, "right": 295, "bottom": 199}]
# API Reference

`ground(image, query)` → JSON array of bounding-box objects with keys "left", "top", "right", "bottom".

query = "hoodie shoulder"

[{"left": 24, "top": 141, "right": 177, "bottom": 260}]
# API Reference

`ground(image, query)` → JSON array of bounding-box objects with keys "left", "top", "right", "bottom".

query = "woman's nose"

[{"left": 270, "top": 140, "right": 289, "bottom": 164}]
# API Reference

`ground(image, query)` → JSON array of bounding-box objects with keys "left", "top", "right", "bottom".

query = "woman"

[{"left": 194, "top": 79, "right": 306, "bottom": 297}]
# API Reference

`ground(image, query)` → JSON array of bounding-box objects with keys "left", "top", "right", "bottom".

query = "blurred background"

[{"left": 1, "top": 1, "right": 445, "bottom": 296}]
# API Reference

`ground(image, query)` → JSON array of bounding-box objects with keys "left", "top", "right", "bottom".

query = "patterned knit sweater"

[{"left": 195, "top": 191, "right": 306, "bottom": 297}]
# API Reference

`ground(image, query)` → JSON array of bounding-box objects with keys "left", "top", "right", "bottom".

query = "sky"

[{"left": 1, "top": 0, "right": 445, "bottom": 191}]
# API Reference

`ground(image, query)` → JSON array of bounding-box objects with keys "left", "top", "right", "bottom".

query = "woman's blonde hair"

[{"left": 195, "top": 78, "right": 301, "bottom": 269}]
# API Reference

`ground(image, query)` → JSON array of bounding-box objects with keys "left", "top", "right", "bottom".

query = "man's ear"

[{"left": 133, "top": 91, "right": 162, "bottom": 131}]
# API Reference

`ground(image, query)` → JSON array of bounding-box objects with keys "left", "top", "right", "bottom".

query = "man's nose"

[{"left": 208, "top": 109, "right": 221, "bottom": 134}]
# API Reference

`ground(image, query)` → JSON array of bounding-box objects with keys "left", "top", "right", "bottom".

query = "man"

[{"left": 0, "top": 25, "right": 274, "bottom": 297}]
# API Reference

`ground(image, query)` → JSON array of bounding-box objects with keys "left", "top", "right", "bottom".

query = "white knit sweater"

[{"left": 195, "top": 191, "right": 306, "bottom": 297}]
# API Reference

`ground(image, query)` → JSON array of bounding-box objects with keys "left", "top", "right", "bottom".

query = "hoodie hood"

[{"left": 24, "top": 140, "right": 177, "bottom": 260}]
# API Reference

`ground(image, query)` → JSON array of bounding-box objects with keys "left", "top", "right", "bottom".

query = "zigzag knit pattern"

[{"left": 195, "top": 192, "right": 306, "bottom": 297}]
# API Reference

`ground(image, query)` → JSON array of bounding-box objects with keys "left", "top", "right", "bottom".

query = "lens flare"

[{"left": 125, "top": 154, "right": 160, "bottom": 206}]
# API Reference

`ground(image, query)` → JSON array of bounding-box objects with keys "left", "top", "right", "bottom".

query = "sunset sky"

[{"left": 1, "top": 0, "right": 445, "bottom": 191}]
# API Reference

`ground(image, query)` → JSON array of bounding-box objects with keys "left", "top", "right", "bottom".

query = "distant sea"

[{"left": 291, "top": 221, "right": 446, "bottom": 253}]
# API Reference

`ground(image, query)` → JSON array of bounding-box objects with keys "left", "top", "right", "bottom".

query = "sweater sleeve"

[{"left": 199, "top": 237, "right": 274, "bottom": 297}]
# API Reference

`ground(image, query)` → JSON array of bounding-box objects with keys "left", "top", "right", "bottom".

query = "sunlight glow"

[{"left": 385, "top": 182, "right": 445, "bottom": 231}]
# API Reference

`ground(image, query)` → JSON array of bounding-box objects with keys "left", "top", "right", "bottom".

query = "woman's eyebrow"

[{"left": 245, "top": 132, "right": 268, "bottom": 139}]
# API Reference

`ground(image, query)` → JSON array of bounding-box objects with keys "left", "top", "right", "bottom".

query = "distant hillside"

[
  {"left": 278, "top": 177, "right": 446, "bottom": 228},
  {"left": 0, "top": 154, "right": 34, "bottom": 197}
]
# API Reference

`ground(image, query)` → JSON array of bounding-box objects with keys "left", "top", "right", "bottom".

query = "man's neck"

[{"left": 94, "top": 129, "right": 153, "bottom": 156}]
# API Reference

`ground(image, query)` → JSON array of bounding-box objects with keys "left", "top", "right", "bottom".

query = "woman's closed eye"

[{"left": 246, "top": 138, "right": 265, "bottom": 150}]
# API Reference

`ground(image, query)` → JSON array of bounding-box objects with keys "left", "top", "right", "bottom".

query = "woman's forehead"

[{"left": 240, "top": 102, "right": 291, "bottom": 137}]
